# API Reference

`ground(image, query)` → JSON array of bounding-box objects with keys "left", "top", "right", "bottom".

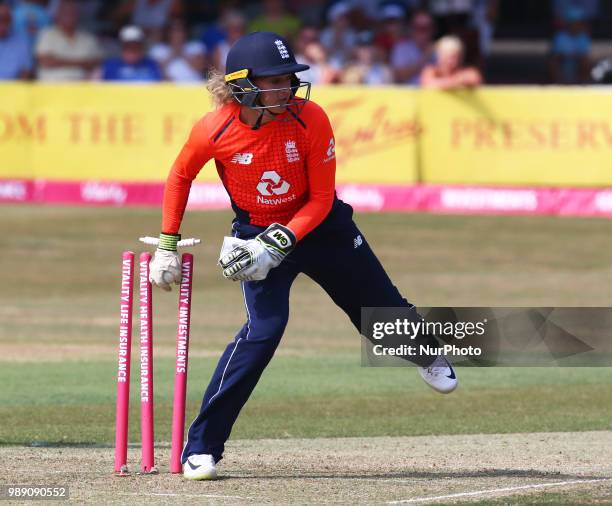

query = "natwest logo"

[{"left": 256, "top": 170, "right": 290, "bottom": 196}]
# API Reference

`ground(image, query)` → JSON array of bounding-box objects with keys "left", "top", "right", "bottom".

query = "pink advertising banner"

[{"left": 2, "top": 179, "right": 612, "bottom": 217}]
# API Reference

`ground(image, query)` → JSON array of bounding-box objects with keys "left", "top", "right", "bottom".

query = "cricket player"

[{"left": 149, "top": 31, "right": 458, "bottom": 480}]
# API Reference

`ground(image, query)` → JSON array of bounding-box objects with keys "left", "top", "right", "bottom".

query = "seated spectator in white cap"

[
  {"left": 35, "top": 0, "right": 101, "bottom": 80},
  {"left": 420, "top": 35, "right": 482, "bottom": 89},
  {"left": 149, "top": 18, "right": 205, "bottom": 83},
  {"left": 0, "top": 2, "right": 33, "bottom": 80},
  {"left": 100, "top": 25, "right": 162, "bottom": 81},
  {"left": 320, "top": 1, "right": 356, "bottom": 68}
]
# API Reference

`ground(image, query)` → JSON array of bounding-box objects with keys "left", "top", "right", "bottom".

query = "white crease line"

[
  {"left": 387, "top": 478, "right": 612, "bottom": 504},
  {"left": 121, "top": 492, "right": 252, "bottom": 500}
]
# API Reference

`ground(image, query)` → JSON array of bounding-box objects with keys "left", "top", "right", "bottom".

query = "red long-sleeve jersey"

[{"left": 162, "top": 99, "right": 337, "bottom": 241}]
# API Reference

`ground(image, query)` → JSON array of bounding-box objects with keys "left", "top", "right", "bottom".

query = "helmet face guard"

[{"left": 226, "top": 71, "right": 311, "bottom": 120}]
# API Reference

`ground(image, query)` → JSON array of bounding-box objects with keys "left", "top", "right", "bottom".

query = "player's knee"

[{"left": 246, "top": 312, "right": 289, "bottom": 344}]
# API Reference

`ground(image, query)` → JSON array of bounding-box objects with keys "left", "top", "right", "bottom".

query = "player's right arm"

[
  {"left": 162, "top": 118, "right": 214, "bottom": 234},
  {"left": 150, "top": 118, "right": 213, "bottom": 291}
]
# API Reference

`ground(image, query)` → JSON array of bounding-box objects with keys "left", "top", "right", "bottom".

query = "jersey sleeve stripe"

[
  {"left": 213, "top": 116, "right": 236, "bottom": 143},
  {"left": 287, "top": 108, "right": 307, "bottom": 129}
]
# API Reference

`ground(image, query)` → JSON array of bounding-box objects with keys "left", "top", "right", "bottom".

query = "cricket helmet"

[{"left": 224, "top": 31, "right": 311, "bottom": 110}]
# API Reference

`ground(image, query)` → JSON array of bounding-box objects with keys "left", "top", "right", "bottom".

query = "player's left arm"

[{"left": 285, "top": 104, "right": 337, "bottom": 241}]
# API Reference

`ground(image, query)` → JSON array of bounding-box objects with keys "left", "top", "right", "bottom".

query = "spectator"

[
  {"left": 12, "top": 0, "right": 50, "bottom": 47},
  {"left": 35, "top": 0, "right": 101, "bottom": 80},
  {"left": 47, "top": 0, "right": 106, "bottom": 33},
  {"left": 210, "top": 9, "right": 246, "bottom": 72},
  {"left": 112, "top": 0, "right": 183, "bottom": 42},
  {"left": 420, "top": 35, "right": 482, "bottom": 89},
  {"left": 320, "top": 1, "right": 356, "bottom": 68},
  {"left": 471, "top": 0, "right": 498, "bottom": 57},
  {"left": 426, "top": 0, "right": 480, "bottom": 66},
  {"left": 391, "top": 10, "right": 435, "bottom": 85},
  {"left": 550, "top": 7, "right": 591, "bottom": 84},
  {"left": 553, "top": 0, "right": 599, "bottom": 28},
  {"left": 0, "top": 2, "right": 33, "bottom": 80},
  {"left": 295, "top": 39, "right": 339, "bottom": 84},
  {"left": 199, "top": 3, "right": 239, "bottom": 54},
  {"left": 149, "top": 18, "right": 205, "bottom": 82},
  {"left": 290, "top": 0, "right": 327, "bottom": 26},
  {"left": 374, "top": 3, "right": 408, "bottom": 61},
  {"left": 427, "top": 0, "right": 473, "bottom": 36},
  {"left": 294, "top": 23, "right": 319, "bottom": 55},
  {"left": 350, "top": 0, "right": 420, "bottom": 24},
  {"left": 100, "top": 24, "right": 161, "bottom": 81},
  {"left": 342, "top": 31, "right": 393, "bottom": 84},
  {"left": 182, "top": 0, "right": 222, "bottom": 34},
  {"left": 248, "top": 0, "right": 300, "bottom": 41}
]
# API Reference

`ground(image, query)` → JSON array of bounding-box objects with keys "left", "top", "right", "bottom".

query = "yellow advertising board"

[
  {"left": 419, "top": 87, "right": 612, "bottom": 187},
  {"left": 0, "top": 83, "right": 36, "bottom": 178},
  {"left": 0, "top": 84, "right": 418, "bottom": 184},
  {"left": 27, "top": 84, "right": 212, "bottom": 181},
  {"left": 312, "top": 86, "right": 419, "bottom": 183},
  {"left": 4, "top": 84, "right": 612, "bottom": 187}
]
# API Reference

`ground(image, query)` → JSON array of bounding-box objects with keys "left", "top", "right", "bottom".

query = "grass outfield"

[
  {"left": 1, "top": 360, "right": 611, "bottom": 445},
  {"left": 1, "top": 205, "right": 611, "bottom": 446},
  {"left": 2, "top": 205, "right": 611, "bottom": 503}
]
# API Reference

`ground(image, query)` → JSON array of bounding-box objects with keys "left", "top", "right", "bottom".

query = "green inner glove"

[{"left": 158, "top": 232, "right": 181, "bottom": 251}]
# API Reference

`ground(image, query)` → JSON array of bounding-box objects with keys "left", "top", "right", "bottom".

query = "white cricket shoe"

[
  {"left": 418, "top": 355, "right": 458, "bottom": 394},
  {"left": 183, "top": 454, "right": 218, "bottom": 480}
]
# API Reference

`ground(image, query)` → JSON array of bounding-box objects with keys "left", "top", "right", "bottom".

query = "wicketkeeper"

[{"left": 149, "top": 31, "right": 458, "bottom": 480}]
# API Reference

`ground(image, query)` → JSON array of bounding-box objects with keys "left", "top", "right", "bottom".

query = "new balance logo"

[
  {"left": 354, "top": 235, "right": 363, "bottom": 248},
  {"left": 231, "top": 153, "right": 253, "bottom": 165}
]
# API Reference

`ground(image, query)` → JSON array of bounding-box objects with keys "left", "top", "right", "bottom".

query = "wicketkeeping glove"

[
  {"left": 149, "top": 232, "right": 182, "bottom": 291},
  {"left": 219, "top": 223, "right": 296, "bottom": 281}
]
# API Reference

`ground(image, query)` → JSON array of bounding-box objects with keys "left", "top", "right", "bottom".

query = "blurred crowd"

[{"left": 0, "top": 0, "right": 606, "bottom": 86}]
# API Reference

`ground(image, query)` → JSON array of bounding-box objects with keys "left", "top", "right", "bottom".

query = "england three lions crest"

[{"left": 285, "top": 140, "right": 300, "bottom": 163}]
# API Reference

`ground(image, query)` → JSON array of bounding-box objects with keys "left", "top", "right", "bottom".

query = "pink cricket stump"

[
  {"left": 139, "top": 252, "right": 156, "bottom": 473},
  {"left": 115, "top": 251, "right": 135, "bottom": 475},
  {"left": 170, "top": 253, "right": 194, "bottom": 473}
]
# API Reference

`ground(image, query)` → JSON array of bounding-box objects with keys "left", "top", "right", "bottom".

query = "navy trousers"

[{"left": 182, "top": 199, "right": 434, "bottom": 463}]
